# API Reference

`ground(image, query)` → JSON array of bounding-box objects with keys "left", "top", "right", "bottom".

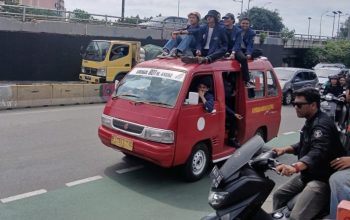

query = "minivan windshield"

[
  {"left": 274, "top": 69, "right": 295, "bottom": 81},
  {"left": 83, "top": 41, "right": 111, "bottom": 61},
  {"left": 115, "top": 68, "right": 186, "bottom": 107}
]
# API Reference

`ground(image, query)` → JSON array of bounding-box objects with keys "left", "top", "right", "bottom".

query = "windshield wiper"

[
  {"left": 147, "top": 101, "right": 172, "bottom": 106},
  {"left": 112, "top": 94, "right": 139, "bottom": 100}
]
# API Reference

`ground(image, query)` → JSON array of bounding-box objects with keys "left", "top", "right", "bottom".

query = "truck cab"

[
  {"left": 98, "top": 57, "right": 282, "bottom": 181},
  {"left": 79, "top": 40, "right": 141, "bottom": 83}
]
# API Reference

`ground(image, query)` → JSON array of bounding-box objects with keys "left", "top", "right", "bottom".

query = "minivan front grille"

[{"left": 113, "top": 119, "right": 144, "bottom": 134}]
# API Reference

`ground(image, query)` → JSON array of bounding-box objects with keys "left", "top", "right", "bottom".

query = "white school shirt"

[{"left": 204, "top": 28, "right": 214, "bottom": 50}]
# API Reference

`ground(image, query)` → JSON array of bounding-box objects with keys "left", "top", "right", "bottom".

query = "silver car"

[
  {"left": 139, "top": 16, "right": 188, "bottom": 30},
  {"left": 274, "top": 67, "right": 319, "bottom": 105}
]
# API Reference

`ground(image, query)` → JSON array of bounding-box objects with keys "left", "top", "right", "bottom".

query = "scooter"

[
  {"left": 320, "top": 93, "right": 349, "bottom": 146},
  {"left": 201, "top": 135, "right": 327, "bottom": 220}
]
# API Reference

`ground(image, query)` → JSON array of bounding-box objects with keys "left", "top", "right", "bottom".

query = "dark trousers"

[
  {"left": 235, "top": 51, "right": 250, "bottom": 83},
  {"left": 273, "top": 174, "right": 329, "bottom": 220},
  {"left": 202, "top": 49, "right": 226, "bottom": 63}
]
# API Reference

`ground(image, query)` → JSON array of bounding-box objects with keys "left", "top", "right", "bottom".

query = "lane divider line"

[
  {"left": 116, "top": 165, "right": 144, "bottom": 174},
  {"left": 282, "top": 131, "right": 297, "bottom": 135},
  {"left": 1, "top": 189, "right": 47, "bottom": 203},
  {"left": 65, "top": 175, "right": 103, "bottom": 187}
]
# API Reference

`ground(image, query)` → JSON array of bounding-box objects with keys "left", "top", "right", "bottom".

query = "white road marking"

[
  {"left": 65, "top": 176, "right": 103, "bottom": 187},
  {"left": 0, "top": 104, "right": 103, "bottom": 117},
  {"left": 1, "top": 189, "right": 47, "bottom": 203},
  {"left": 116, "top": 165, "right": 144, "bottom": 174},
  {"left": 282, "top": 131, "right": 296, "bottom": 135}
]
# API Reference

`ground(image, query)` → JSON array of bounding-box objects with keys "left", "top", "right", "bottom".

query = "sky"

[{"left": 65, "top": 0, "right": 350, "bottom": 37}]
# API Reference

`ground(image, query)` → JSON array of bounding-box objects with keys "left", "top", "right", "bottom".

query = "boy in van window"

[{"left": 197, "top": 78, "right": 214, "bottom": 113}]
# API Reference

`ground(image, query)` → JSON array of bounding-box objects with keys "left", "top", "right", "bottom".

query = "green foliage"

[
  {"left": 280, "top": 28, "right": 295, "bottom": 45},
  {"left": 259, "top": 32, "right": 267, "bottom": 45},
  {"left": 303, "top": 40, "right": 350, "bottom": 68},
  {"left": 72, "top": 9, "right": 92, "bottom": 22},
  {"left": 239, "top": 7, "right": 284, "bottom": 32}
]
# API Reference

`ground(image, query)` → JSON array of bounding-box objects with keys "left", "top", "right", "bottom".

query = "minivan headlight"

[
  {"left": 101, "top": 114, "right": 113, "bottom": 129},
  {"left": 143, "top": 128, "right": 174, "bottom": 144},
  {"left": 97, "top": 67, "right": 107, "bottom": 77}
]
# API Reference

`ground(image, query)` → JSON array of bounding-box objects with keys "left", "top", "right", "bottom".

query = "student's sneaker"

[
  {"left": 245, "top": 81, "right": 255, "bottom": 88},
  {"left": 228, "top": 138, "right": 241, "bottom": 148},
  {"left": 157, "top": 49, "right": 170, "bottom": 58},
  {"left": 168, "top": 48, "right": 178, "bottom": 58}
]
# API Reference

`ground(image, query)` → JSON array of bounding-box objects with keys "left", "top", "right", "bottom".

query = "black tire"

[
  {"left": 114, "top": 73, "right": 127, "bottom": 82},
  {"left": 183, "top": 143, "right": 210, "bottom": 182},
  {"left": 283, "top": 91, "right": 292, "bottom": 105},
  {"left": 255, "top": 128, "right": 266, "bottom": 142}
]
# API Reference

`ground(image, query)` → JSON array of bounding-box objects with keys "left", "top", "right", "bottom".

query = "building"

[{"left": 19, "top": 0, "right": 65, "bottom": 10}]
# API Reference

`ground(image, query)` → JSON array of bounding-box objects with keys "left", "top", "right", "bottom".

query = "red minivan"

[{"left": 98, "top": 58, "right": 282, "bottom": 181}]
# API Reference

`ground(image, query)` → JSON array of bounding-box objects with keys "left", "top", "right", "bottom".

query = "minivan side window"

[
  {"left": 267, "top": 70, "right": 278, "bottom": 96},
  {"left": 308, "top": 72, "right": 317, "bottom": 80},
  {"left": 186, "top": 74, "right": 215, "bottom": 102},
  {"left": 248, "top": 71, "right": 265, "bottom": 99}
]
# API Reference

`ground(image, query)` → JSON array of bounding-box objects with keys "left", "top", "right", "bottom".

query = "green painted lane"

[{"left": 0, "top": 133, "right": 300, "bottom": 220}]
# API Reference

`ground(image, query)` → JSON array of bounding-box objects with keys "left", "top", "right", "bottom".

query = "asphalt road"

[{"left": 0, "top": 104, "right": 305, "bottom": 220}]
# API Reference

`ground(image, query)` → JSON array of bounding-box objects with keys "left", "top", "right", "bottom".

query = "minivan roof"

[{"left": 138, "top": 58, "right": 273, "bottom": 74}]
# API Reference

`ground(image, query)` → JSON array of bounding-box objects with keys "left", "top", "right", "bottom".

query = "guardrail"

[
  {"left": 0, "top": 4, "right": 342, "bottom": 47},
  {"left": 0, "top": 83, "right": 115, "bottom": 110}
]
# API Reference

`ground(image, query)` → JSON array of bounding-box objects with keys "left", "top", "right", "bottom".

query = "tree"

[
  {"left": 303, "top": 40, "right": 350, "bottom": 68},
  {"left": 280, "top": 28, "right": 295, "bottom": 45},
  {"left": 259, "top": 32, "right": 267, "bottom": 45},
  {"left": 2, "top": 0, "right": 60, "bottom": 17},
  {"left": 339, "top": 16, "right": 349, "bottom": 39},
  {"left": 239, "top": 7, "right": 285, "bottom": 32},
  {"left": 72, "top": 9, "right": 93, "bottom": 22}
]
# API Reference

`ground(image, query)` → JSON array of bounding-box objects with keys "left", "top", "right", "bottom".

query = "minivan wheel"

[
  {"left": 283, "top": 91, "right": 292, "bottom": 105},
  {"left": 183, "top": 143, "right": 210, "bottom": 182},
  {"left": 255, "top": 128, "right": 266, "bottom": 142}
]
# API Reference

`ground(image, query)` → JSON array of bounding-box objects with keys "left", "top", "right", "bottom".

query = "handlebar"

[{"left": 249, "top": 150, "right": 281, "bottom": 171}]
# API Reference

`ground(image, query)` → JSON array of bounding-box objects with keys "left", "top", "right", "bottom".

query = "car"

[
  {"left": 315, "top": 68, "right": 349, "bottom": 89},
  {"left": 138, "top": 16, "right": 188, "bottom": 30},
  {"left": 274, "top": 67, "right": 318, "bottom": 105},
  {"left": 98, "top": 58, "right": 282, "bottom": 181},
  {"left": 313, "top": 63, "right": 346, "bottom": 70}
]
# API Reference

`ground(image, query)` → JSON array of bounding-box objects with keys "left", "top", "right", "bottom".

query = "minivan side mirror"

[
  {"left": 184, "top": 92, "right": 199, "bottom": 105},
  {"left": 294, "top": 77, "right": 301, "bottom": 82}
]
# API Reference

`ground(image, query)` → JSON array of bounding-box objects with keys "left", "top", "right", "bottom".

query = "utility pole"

[
  {"left": 177, "top": 0, "right": 180, "bottom": 17},
  {"left": 319, "top": 11, "right": 329, "bottom": 37},
  {"left": 337, "top": 11, "right": 342, "bottom": 38},
  {"left": 332, "top": 11, "right": 337, "bottom": 38},
  {"left": 121, "top": 0, "right": 125, "bottom": 21},
  {"left": 308, "top": 17, "right": 312, "bottom": 39},
  {"left": 233, "top": 0, "right": 243, "bottom": 16}
]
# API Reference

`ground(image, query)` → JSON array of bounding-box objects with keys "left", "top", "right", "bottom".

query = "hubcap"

[
  {"left": 192, "top": 150, "right": 207, "bottom": 175},
  {"left": 286, "top": 93, "right": 292, "bottom": 104}
]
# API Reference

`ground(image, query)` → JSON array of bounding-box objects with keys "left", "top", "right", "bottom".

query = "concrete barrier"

[
  {"left": 17, "top": 84, "right": 52, "bottom": 108},
  {"left": 52, "top": 84, "right": 84, "bottom": 105},
  {"left": 0, "top": 82, "right": 114, "bottom": 110},
  {"left": 83, "top": 84, "right": 104, "bottom": 104},
  {"left": 0, "top": 85, "right": 18, "bottom": 110}
]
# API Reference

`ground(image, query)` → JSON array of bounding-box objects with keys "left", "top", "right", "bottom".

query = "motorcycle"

[
  {"left": 201, "top": 135, "right": 327, "bottom": 220},
  {"left": 320, "top": 93, "right": 349, "bottom": 146}
]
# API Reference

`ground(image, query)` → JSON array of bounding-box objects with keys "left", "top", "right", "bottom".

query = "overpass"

[{"left": 0, "top": 4, "right": 337, "bottom": 81}]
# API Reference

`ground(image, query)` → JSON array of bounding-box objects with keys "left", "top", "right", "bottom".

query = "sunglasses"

[{"left": 292, "top": 102, "right": 310, "bottom": 108}]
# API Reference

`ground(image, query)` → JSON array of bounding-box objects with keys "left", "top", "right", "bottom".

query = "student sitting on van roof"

[
  {"left": 160, "top": 12, "right": 201, "bottom": 57},
  {"left": 181, "top": 10, "right": 228, "bottom": 64},
  {"left": 223, "top": 13, "right": 254, "bottom": 88},
  {"left": 197, "top": 77, "right": 214, "bottom": 113}
]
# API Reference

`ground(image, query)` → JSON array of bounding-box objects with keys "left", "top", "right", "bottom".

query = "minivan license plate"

[{"left": 111, "top": 136, "right": 133, "bottom": 151}]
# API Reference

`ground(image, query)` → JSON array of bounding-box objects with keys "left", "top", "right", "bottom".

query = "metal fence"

[{"left": 0, "top": 3, "right": 341, "bottom": 48}]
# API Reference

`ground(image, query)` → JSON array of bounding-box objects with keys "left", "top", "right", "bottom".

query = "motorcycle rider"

[
  {"left": 323, "top": 74, "right": 343, "bottom": 97},
  {"left": 272, "top": 87, "right": 345, "bottom": 220}
]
